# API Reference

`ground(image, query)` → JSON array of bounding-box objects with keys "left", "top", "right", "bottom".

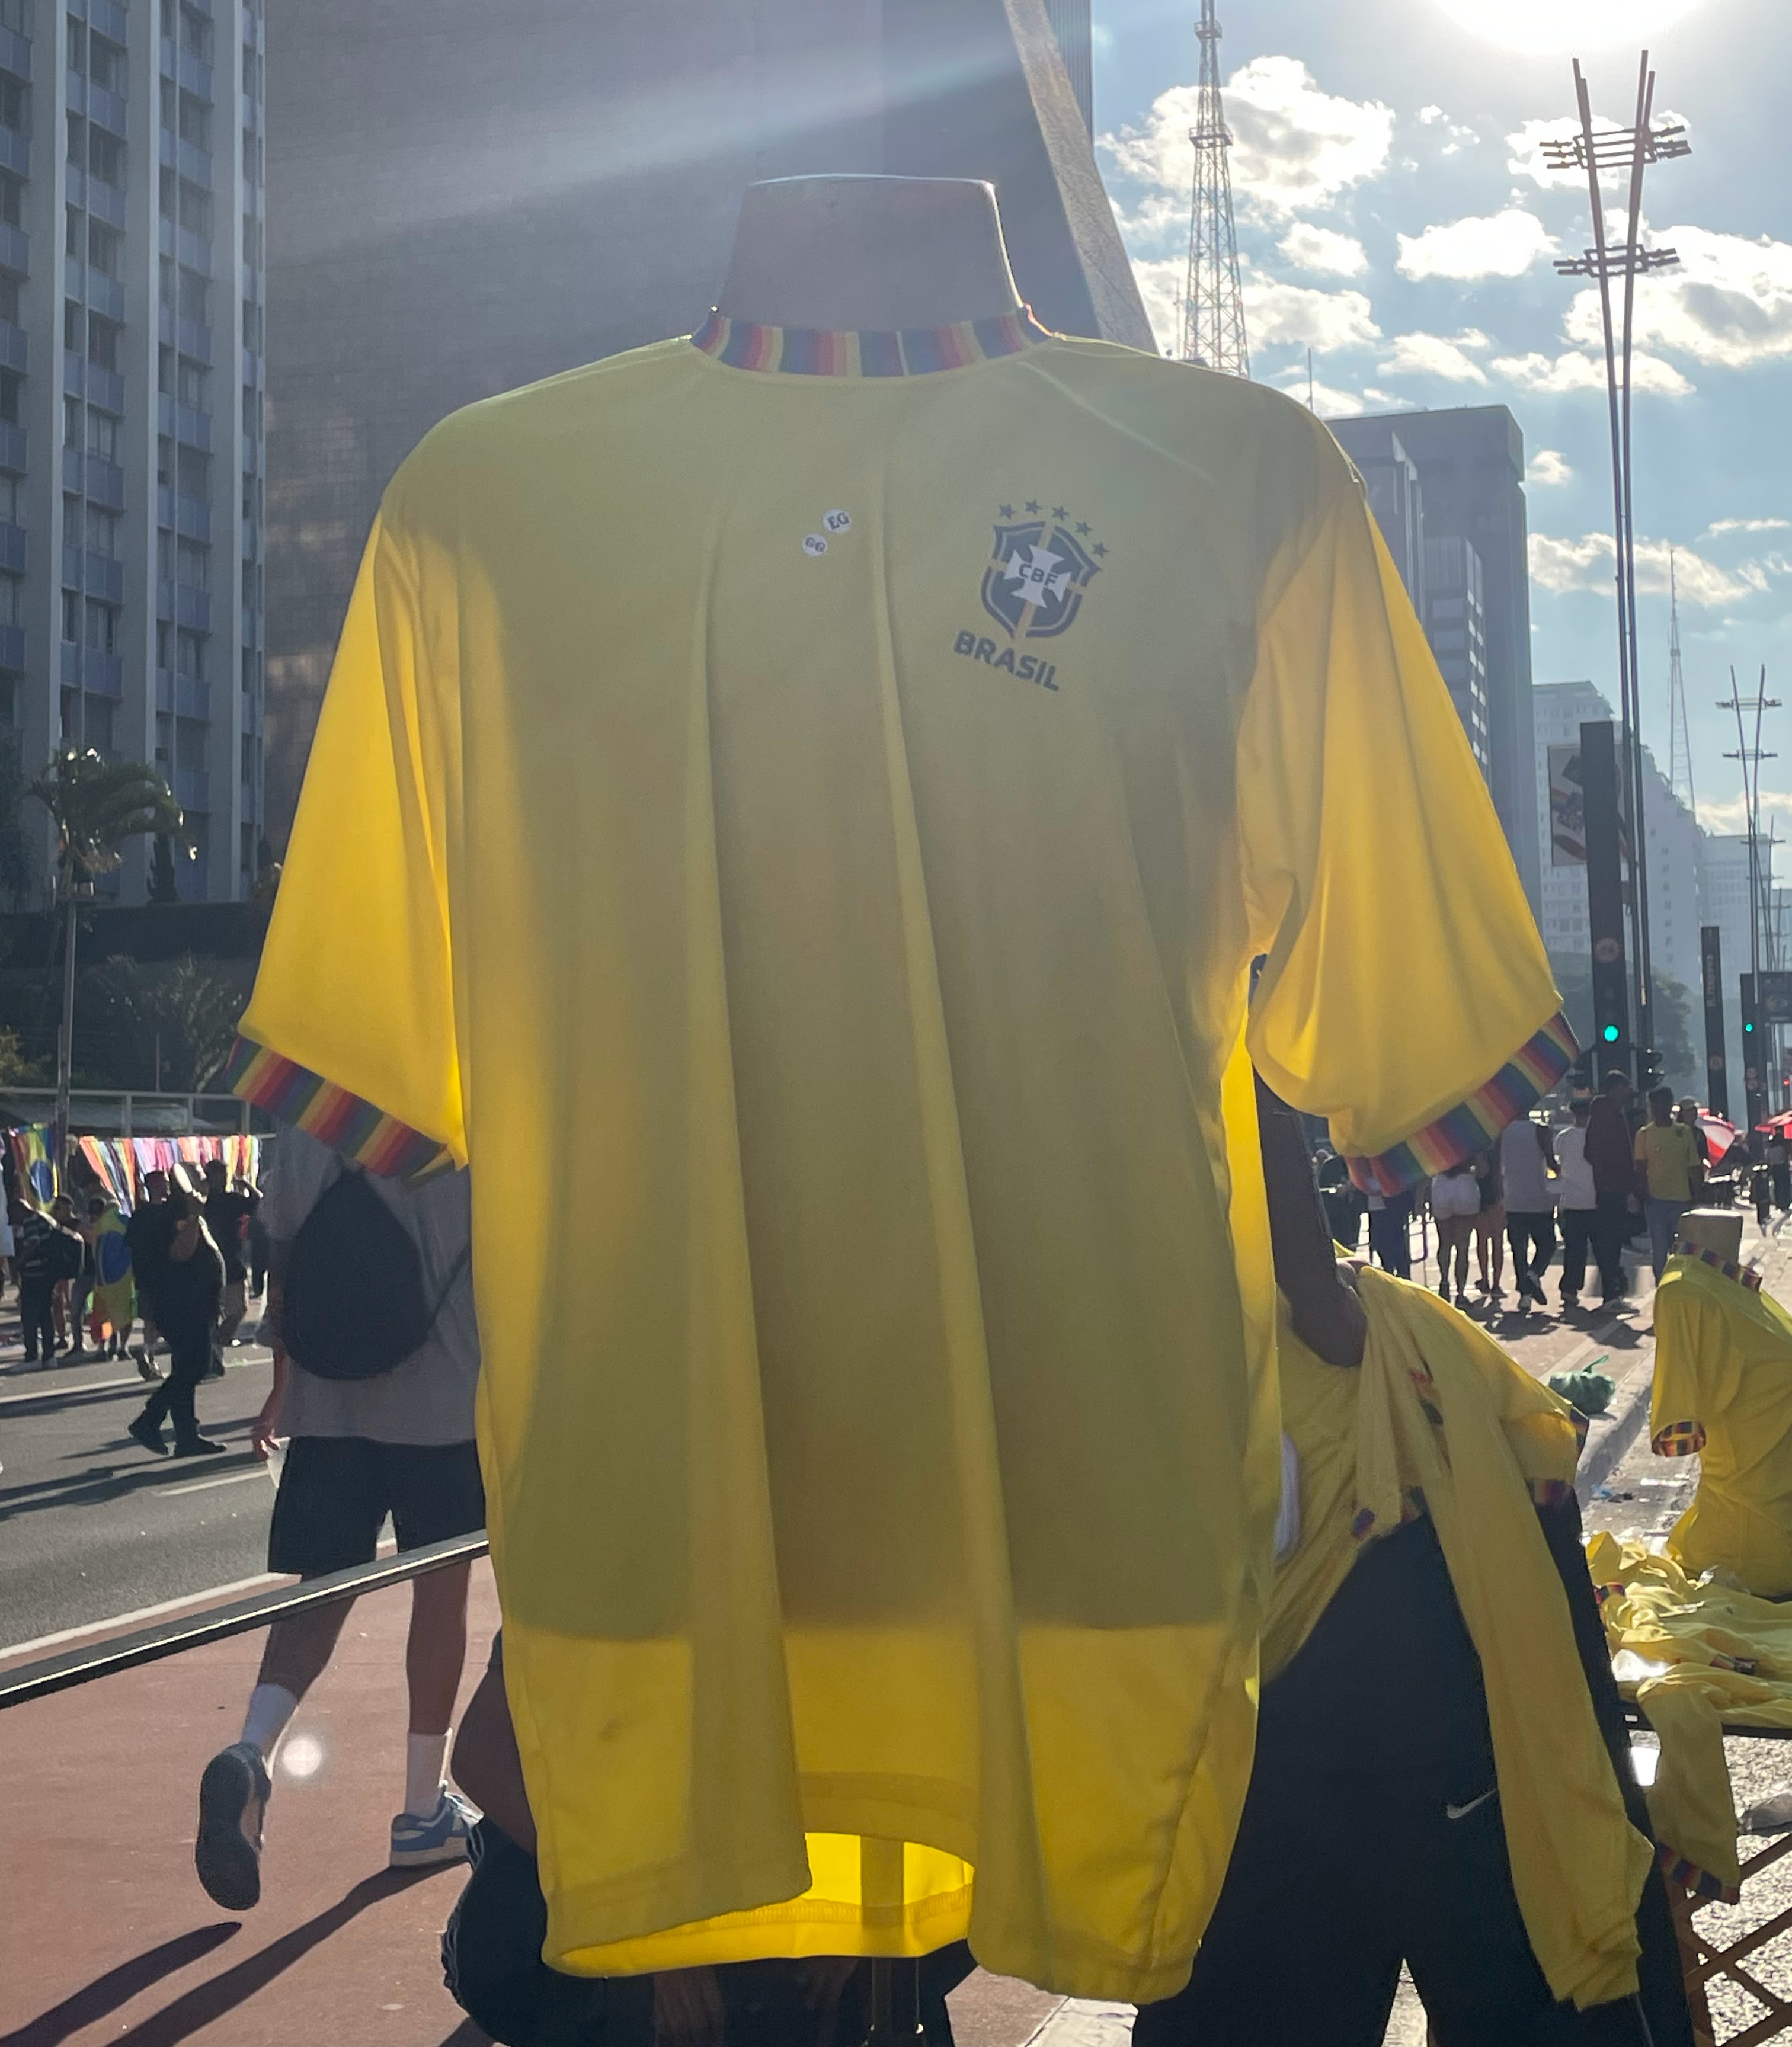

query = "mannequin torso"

[{"left": 715, "top": 175, "right": 1023, "bottom": 332}]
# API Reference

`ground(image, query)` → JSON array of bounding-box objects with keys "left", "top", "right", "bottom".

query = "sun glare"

[{"left": 1433, "top": 0, "right": 1708, "bottom": 55}]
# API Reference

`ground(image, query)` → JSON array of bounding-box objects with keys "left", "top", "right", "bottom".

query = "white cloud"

[
  {"left": 1529, "top": 531, "right": 1781, "bottom": 606},
  {"left": 1243, "top": 281, "right": 1381, "bottom": 352},
  {"left": 1417, "top": 105, "right": 1446, "bottom": 125},
  {"left": 1490, "top": 349, "right": 1694, "bottom": 396},
  {"left": 1276, "top": 373, "right": 1373, "bottom": 418},
  {"left": 1397, "top": 209, "right": 1556, "bottom": 281},
  {"left": 1529, "top": 449, "right": 1573, "bottom": 486},
  {"left": 1699, "top": 791, "right": 1792, "bottom": 840},
  {"left": 1129, "top": 256, "right": 1183, "bottom": 356},
  {"left": 1102, "top": 57, "right": 1394, "bottom": 223},
  {"left": 1383, "top": 330, "right": 1490, "bottom": 382},
  {"left": 1563, "top": 226, "right": 1792, "bottom": 371},
  {"left": 1279, "top": 222, "right": 1368, "bottom": 276},
  {"left": 1707, "top": 517, "right": 1790, "bottom": 536}
]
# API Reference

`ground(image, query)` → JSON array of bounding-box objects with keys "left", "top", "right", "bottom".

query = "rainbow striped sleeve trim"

[
  {"left": 691, "top": 306, "right": 1054, "bottom": 377},
  {"left": 1657, "top": 1845, "right": 1738, "bottom": 1905},
  {"left": 1652, "top": 1420, "right": 1706, "bottom": 1457},
  {"left": 1674, "top": 1244, "right": 1764, "bottom": 1292},
  {"left": 224, "top": 1036, "right": 455, "bottom": 1181},
  {"left": 1345, "top": 1011, "right": 1579, "bottom": 1196}
]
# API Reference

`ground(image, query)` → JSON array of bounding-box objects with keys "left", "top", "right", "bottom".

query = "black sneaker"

[
  {"left": 172, "top": 1436, "right": 227, "bottom": 1457},
  {"left": 196, "top": 1742, "right": 271, "bottom": 1911},
  {"left": 128, "top": 1412, "right": 170, "bottom": 1457}
]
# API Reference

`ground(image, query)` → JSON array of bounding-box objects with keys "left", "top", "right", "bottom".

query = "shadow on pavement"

[
  {"left": 0, "top": 1450, "right": 263, "bottom": 1523},
  {"left": 96, "top": 1867, "right": 454, "bottom": 2046},
  {"left": 0, "top": 1924, "right": 240, "bottom": 2047}
]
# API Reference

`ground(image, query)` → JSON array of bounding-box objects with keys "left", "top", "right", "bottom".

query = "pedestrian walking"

[
  {"left": 12, "top": 1200, "right": 78, "bottom": 1364},
  {"left": 1500, "top": 1113, "right": 1557, "bottom": 1309},
  {"left": 202, "top": 1157, "right": 254, "bottom": 1373},
  {"left": 1636, "top": 1086, "right": 1705, "bottom": 1280},
  {"left": 124, "top": 1168, "right": 171, "bottom": 1378},
  {"left": 126, "top": 1185, "right": 225, "bottom": 1457},
  {"left": 49, "top": 1193, "right": 85, "bottom": 1350},
  {"left": 1428, "top": 1162, "right": 1480, "bottom": 1306},
  {"left": 193, "top": 1125, "right": 481, "bottom": 1912},
  {"left": 1471, "top": 1149, "right": 1505, "bottom": 1297},
  {"left": 1553, "top": 1099, "right": 1599, "bottom": 1307},
  {"left": 243, "top": 1174, "right": 270, "bottom": 1300},
  {"left": 1365, "top": 1188, "right": 1414, "bottom": 1280},
  {"left": 1585, "top": 1071, "right": 1639, "bottom": 1305},
  {"left": 1754, "top": 1156, "right": 1775, "bottom": 1231},
  {"left": 1769, "top": 1131, "right": 1792, "bottom": 1215}
]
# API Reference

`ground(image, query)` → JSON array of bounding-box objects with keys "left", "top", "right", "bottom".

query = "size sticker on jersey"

[
  {"left": 823, "top": 509, "right": 852, "bottom": 534},
  {"left": 802, "top": 534, "right": 828, "bottom": 556}
]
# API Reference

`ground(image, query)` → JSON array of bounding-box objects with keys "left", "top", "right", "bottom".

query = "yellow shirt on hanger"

[{"left": 235, "top": 309, "right": 1566, "bottom": 2000}]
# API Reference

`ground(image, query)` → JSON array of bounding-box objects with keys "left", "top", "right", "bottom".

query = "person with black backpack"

[{"left": 193, "top": 1123, "right": 479, "bottom": 1914}]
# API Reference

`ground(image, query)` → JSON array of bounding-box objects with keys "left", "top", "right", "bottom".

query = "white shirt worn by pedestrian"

[
  {"left": 1500, "top": 1116, "right": 1557, "bottom": 1213},
  {"left": 1553, "top": 1125, "right": 1597, "bottom": 1212}
]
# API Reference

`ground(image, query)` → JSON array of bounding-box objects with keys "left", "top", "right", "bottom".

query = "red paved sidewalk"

[{"left": 0, "top": 1565, "right": 1060, "bottom": 2047}]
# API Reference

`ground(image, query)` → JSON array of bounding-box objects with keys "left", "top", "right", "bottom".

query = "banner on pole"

[{"left": 1548, "top": 744, "right": 1587, "bottom": 867}]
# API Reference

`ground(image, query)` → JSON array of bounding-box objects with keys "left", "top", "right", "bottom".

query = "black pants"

[
  {"left": 444, "top": 1822, "right": 972, "bottom": 2047},
  {"left": 1559, "top": 1209, "right": 1595, "bottom": 1298},
  {"left": 1132, "top": 1515, "right": 1690, "bottom": 2047},
  {"left": 1507, "top": 1209, "right": 1556, "bottom": 1290},
  {"left": 1368, "top": 1193, "right": 1414, "bottom": 1280},
  {"left": 18, "top": 1276, "right": 55, "bottom": 1359},
  {"left": 136, "top": 1312, "right": 211, "bottom": 1445},
  {"left": 1592, "top": 1192, "right": 1631, "bottom": 1298}
]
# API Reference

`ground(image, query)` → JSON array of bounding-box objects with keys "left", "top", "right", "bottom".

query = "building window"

[
  {"left": 242, "top": 213, "right": 263, "bottom": 267},
  {"left": 0, "top": 169, "right": 21, "bottom": 227},
  {"left": 85, "top": 408, "right": 119, "bottom": 462},
  {"left": 87, "top": 312, "right": 120, "bottom": 373},
  {"left": 63, "top": 296, "right": 81, "bottom": 351},
  {"left": 60, "top": 587, "right": 78, "bottom": 642},
  {"left": 65, "top": 17, "right": 84, "bottom": 72},
  {"left": 242, "top": 300, "right": 263, "bottom": 353},
  {"left": 87, "top": 33, "right": 126, "bottom": 97},
  {"left": 178, "top": 2, "right": 213, "bottom": 63},
  {"left": 0, "top": 472, "right": 21, "bottom": 524},
  {"left": 241, "top": 472, "right": 260, "bottom": 520},
  {"left": 176, "top": 444, "right": 209, "bottom": 499},
  {"left": 176, "top": 90, "right": 210, "bottom": 154},
  {"left": 84, "top": 597, "right": 117, "bottom": 653},
  {"left": 160, "top": 171, "right": 213, "bottom": 240},
  {"left": 0, "top": 2, "right": 31, "bottom": 38},
  {"left": 0, "top": 274, "right": 20, "bottom": 326},
  {"left": 0, "top": 365, "right": 20, "bottom": 425},
  {"left": 241, "top": 129, "right": 261, "bottom": 185},
  {"left": 0, "top": 73, "right": 28, "bottom": 136},
  {"left": 241, "top": 385, "right": 260, "bottom": 438},
  {"left": 87, "top": 219, "right": 121, "bottom": 278},
  {"left": 175, "top": 537, "right": 208, "bottom": 589},
  {"left": 87, "top": 124, "right": 125, "bottom": 190},
  {"left": 0, "top": 569, "right": 21, "bottom": 624},
  {"left": 84, "top": 504, "right": 118, "bottom": 556},
  {"left": 175, "top": 626, "right": 206, "bottom": 680},
  {"left": 241, "top": 559, "right": 257, "bottom": 610},
  {"left": 177, "top": 355, "right": 208, "bottom": 410}
]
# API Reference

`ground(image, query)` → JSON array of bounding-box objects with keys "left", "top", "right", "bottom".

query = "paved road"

[{"left": 0, "top": 1328, "right": 280, "bottom": 1653}]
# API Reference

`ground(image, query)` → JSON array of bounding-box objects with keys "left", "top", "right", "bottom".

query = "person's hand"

[
  {"left": 652, "top": 1968, "right": 725, "bottom": 2047},
  {"left": 251, "top": 1396, "right": 283, "bottom": 1460},
  {"left": 1627, "top": 1195, "right": 1642, "bottom": 1214}
]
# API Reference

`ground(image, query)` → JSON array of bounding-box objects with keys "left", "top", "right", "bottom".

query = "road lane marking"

[
  {"left": 0, "top": 1568, "right": 285, "bottom": 1662},
  {"left": 155, "top": 1468, "right": 270, "bottom": 1498},
  {"left": 0, "top": 1375, "right": 142, "bottom": 1405}
]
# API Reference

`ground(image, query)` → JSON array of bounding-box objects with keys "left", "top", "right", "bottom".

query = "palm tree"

[{"left": 30, "top": 749, "right": 187, "bottom": 1187}]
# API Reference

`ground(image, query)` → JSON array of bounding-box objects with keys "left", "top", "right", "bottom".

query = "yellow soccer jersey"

[
  {"left": 1653, "top": 1248, "right": 1792, "bottom": 1597},
  {"left": 235, "top": 309, "right": 1565, "bottom": 2000}
]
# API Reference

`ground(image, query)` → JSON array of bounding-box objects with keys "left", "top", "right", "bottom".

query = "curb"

[{"left": 1575, "top": 1343, "right": 1657, "bottom": 1504}]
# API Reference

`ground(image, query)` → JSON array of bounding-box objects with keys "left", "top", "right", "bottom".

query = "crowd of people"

[
  {"left": 1328, "top": 1072, "right": 1732, "bottom": 1315},
  {"left": 2, "top": 1149, "right": 268, "bottom": 1457}
]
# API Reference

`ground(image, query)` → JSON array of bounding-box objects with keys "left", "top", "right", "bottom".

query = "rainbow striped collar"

[{"left": 691, "top": 306, "right": 1053, "bottom": 377}]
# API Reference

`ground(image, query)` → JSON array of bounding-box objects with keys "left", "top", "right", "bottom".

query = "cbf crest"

[{"left": 980, "top": 502, "right": 1106, "bottom": 641}]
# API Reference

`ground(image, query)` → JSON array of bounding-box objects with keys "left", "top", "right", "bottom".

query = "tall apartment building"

[
  {"left": 261, "top": 0, "right": 1147, "bottom": 844},
  {"left": 1330, "top": 408, "right": 1541, "bottom": 914},
  {"left": 0, "top": 0, "right": 264, "bottom": 902}
]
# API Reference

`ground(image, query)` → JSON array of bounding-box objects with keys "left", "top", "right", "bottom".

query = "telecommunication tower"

[
  {"left": 1180, "top": 0, "right": 1249, "bottom": 376},
  {"left": 1666, "top": 552, "right": 1695, "bottom": 816}
]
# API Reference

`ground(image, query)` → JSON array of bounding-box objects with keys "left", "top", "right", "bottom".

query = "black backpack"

[{"left": 282, "top": 1167, "right": 469, "bottom": 1382}]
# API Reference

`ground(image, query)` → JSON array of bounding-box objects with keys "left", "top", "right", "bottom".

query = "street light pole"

[{"left": 1547, "top": 53, "right": 1689, "bottom": 1094}]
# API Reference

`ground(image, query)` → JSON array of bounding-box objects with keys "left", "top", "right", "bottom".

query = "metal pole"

[
  {"left": 52, "top": 884, "right": 78, "bottom": 1193},
  {"left": 1618, "top": 56, "right": 1657, "bottom": 1068},
  {"left": 1572, "top": 61, "right": 1644, "bottom": 1058}
]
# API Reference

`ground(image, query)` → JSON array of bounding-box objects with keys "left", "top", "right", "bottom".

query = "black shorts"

[{"left": 268, "top": 1436, "right": 485, "bottom": 1579}]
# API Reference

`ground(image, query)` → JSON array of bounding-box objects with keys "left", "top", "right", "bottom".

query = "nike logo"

[{"left": 1445, "top": 1788, "right": 1497, "bottom": 1821}]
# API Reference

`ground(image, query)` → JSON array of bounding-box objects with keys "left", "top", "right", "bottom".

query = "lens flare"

[{"left": 1432, "top": 0, "right": 1708, "bottom": 55}]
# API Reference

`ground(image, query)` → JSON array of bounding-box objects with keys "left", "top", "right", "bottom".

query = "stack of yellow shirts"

[{"left": 1588, "top": 1532, "right": 1792, "bottom": 1901}]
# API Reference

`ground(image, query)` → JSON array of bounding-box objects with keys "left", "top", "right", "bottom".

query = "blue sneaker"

[
  {"left": 389, "top": 1787, "right": 478, "bottom": 1869},
  {"left": 196, "top": 1741, "right": 271, "bottom": 1910}
]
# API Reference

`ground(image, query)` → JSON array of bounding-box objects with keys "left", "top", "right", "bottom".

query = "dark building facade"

[
  {"left": 1329, "top": 406, "right": 1541, "bottom": 914},
  {"left": 262, "top": 0, "right": 1148, "bottom": 842}
]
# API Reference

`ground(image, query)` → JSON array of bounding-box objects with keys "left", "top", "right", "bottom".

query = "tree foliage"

[
  {"left": 87, "top": 952, "right": 250, "bottom": 1093},
  {"left": 148, "top": 833, "right": 183, "bottom": 905},
  {"left": 28, "top": 749, "right": 186, "bottom": 887}
]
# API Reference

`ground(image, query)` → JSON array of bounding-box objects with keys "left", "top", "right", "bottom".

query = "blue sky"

[{"left": 1092, "top": 0, "right": 1791, "bottom": 839}]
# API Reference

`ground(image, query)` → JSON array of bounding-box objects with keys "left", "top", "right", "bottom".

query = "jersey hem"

[
  {"left": 1344, "top": 1010, "right": 1578, "bottom": 1195},
  {"left": 223, "top": 1034, "right": 456, "bottom": 1181}
]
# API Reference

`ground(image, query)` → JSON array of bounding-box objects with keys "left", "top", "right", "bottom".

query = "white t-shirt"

[
  {"left": 1500, "top": 1116, "right": 1556, "bottom": 1213},
  {"left": 1554, "top": 1125, "right": 1597, "bottom": 1211},
  {"left": 1430, "top": 1168, "right": 1482, "bottom": 1219}
]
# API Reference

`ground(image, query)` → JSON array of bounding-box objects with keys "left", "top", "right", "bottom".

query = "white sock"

[
  {"left": 405, "top": 1730, "right": 450, "bottom": 1818},
  {"left": 240, "top": 1682, "right": 300, "bottom": 1760}
]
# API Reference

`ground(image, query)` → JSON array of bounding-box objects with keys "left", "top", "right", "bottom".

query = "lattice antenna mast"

[
  {"left": 1667, "top": 550, "right": 1696, "bottom": 815},
  {"left": 1180, "top": 0, "right": 1249, "bottom": 376}
]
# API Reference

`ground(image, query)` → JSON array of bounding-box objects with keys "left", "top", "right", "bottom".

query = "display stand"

[{"left": 857, "top": 1958, "right": 927, "bottom": 2045}]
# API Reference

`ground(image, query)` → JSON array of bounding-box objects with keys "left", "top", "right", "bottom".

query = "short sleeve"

[
  {"left": 1650, "top": 1278, "right": 1713, "bottom": 1457},
  {"left": 1236, "top": 472, "right": 1570, "bottom": 1191},
  {"left": 234, "top": 511, "right": 465, "bottom": 1165}
]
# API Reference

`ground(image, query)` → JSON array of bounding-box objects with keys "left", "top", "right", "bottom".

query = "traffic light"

[{"left": 1602, "top": 1023, "right": 1621, "bottom": 1044}]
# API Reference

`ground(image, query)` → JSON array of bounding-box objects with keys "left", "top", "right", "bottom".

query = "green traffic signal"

[
  {"left": 1746, "top": 1020, "right": 1757, "bottom": 1033},
  {"left": 1602, "top": 1024, "right": 1620, "bottom": 1043}
]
